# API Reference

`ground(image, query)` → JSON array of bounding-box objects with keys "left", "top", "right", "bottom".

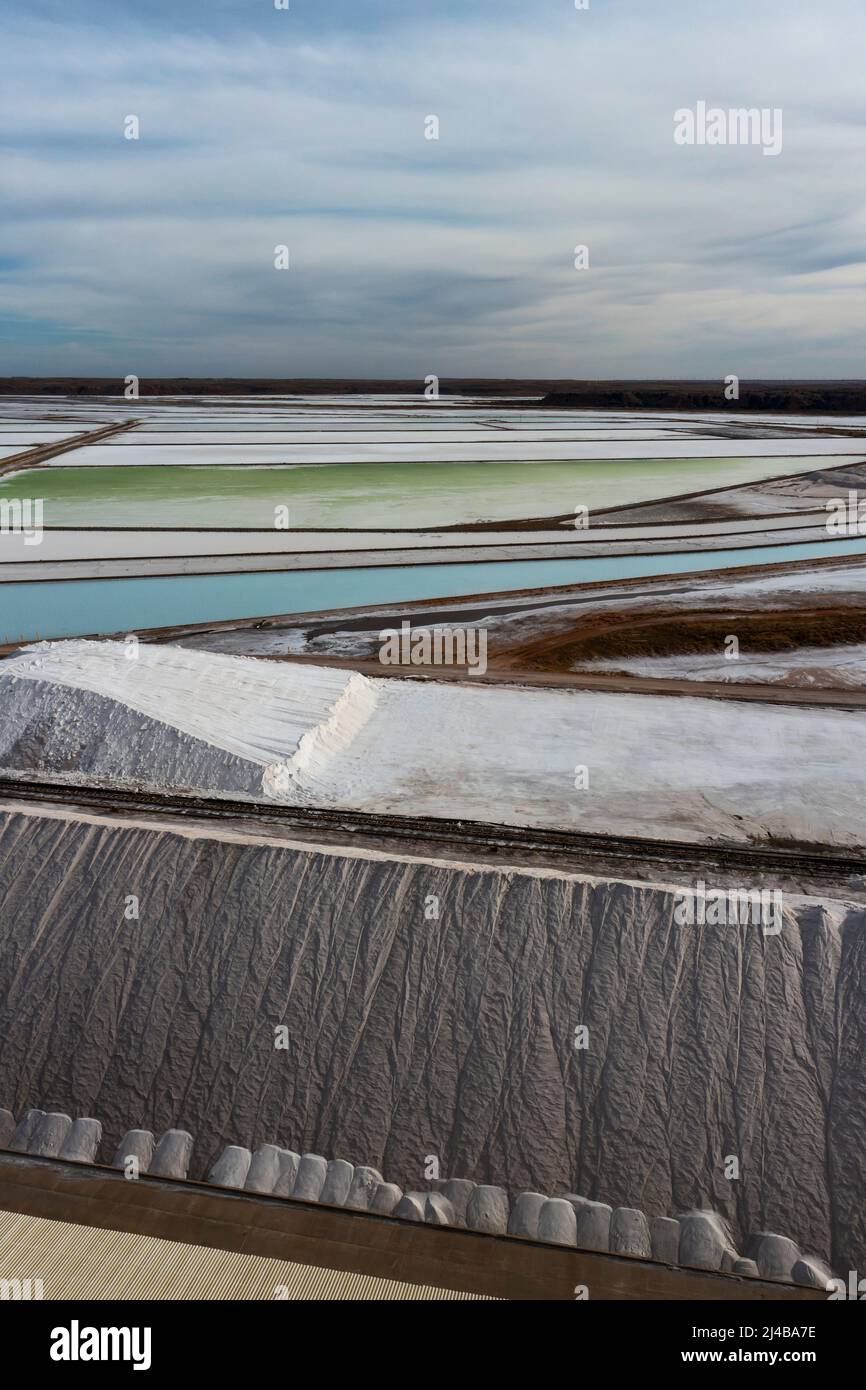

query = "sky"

[{"left": 1, "top": 0, "right": 865, "bottom": 378}]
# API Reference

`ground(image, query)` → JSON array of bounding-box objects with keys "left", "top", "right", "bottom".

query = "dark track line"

[
  {"left": 2, "top": 776, "right": 863, "bottom": 881},
  {"left": 0, "top": 419, "right": 139, "bottom": 477}
]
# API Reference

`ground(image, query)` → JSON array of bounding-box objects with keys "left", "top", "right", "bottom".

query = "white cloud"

[{"left": 2, "top": 3, "right": 865, "bottom": 375}]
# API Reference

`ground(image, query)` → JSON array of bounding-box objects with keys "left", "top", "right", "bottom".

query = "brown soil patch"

[{"left": 493, "top": 607, "right": 866, "bottom": 673}]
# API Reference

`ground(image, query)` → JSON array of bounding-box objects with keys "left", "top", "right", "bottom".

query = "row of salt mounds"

[
  {"left": 3, "top": 640, "right": 376, "bottom": 775},
  {"left": 0, "top": 1106, "right": 835, "bottom": 1289}
]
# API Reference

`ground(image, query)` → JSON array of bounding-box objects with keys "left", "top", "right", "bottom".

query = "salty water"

[
  {"left": 0, "top": 453, "right": 847, "bottom": 529},
  {"left": 6, "top": 536, "right": 866, "bottom": 643}
]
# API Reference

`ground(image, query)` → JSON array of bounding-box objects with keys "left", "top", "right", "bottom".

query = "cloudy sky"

[{"left": 2, "top": 0, "right": 865, "bottom": 377}]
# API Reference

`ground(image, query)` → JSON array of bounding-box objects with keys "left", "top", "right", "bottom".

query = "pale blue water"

[{"left": 4, "top": 537, "right": 866, "bottom": 643}]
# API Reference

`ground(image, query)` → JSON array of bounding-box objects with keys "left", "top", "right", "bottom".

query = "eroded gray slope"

[
  {"left": 0, "top": 676, "right": 261, "bottom": 794},
  {"left": 0, "top": 808, "right": 862, "bottom": 1271}
]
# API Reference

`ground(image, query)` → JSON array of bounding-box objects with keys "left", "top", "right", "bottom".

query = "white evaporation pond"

[{"left": 56, "top": 437, "right": 866, "bottom": 468}]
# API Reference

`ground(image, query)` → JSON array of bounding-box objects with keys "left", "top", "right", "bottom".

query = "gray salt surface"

[
  {"left": 59, "top": 1117, "right": 102, "bottom": 1163},
  {"left": 345, "top": 1165, "right": 382, "bottom": 1211},
  {"left": 112, "top": 1130, "right": 154, "bottom": 1172},
  {"left": 508, "top": 1192, "right": 547, "bottom": 1239},
  {"left": 575, "top": 1201, "right": 612, "bottom": 1253},
  {"left": 320, "top": 1158, "right": 354, "bottom": 1206},
  {"left": 208, "top": 1146, "right": 252, "bottom": 1189},
  {"left": 679, "top": 1212, "right": 735, "bottom": 1272},
  {"left": 29, "top": 1111, "right": 72, "bottom": 1157},
  {"left": 538, "top": 1198, "right": 577, "bottom": 1247},
  {"left": 9, "top": 1109, "right": 45, "bottom": 1153},
  {"left": 610, "top": 1207, "right": 652, "bottom": 1258},
  {"left": 395, "top": 1193, "right": 426, "bottom": 1223},
  {"left": 245, "top": 1144, "right": 283, "bottom": 1194},
  {"left": 150, "top": 1129, "right": 193, "bottom": 1180},
  {"left": 651, "top": 1217, "right": 681, "bottom": 1265},
  {"left": 293, "top": 1154, "right": 327, "bottom": 1202},
  {"left": 370, "top": 1183, "right": 403, "bottom": 1215},
  {"left": 272, "top": 1150, "right": 300, "bottom": 1197},
  {"left": 467, "top": 1186, "right": 509, "bottom": 1235}
]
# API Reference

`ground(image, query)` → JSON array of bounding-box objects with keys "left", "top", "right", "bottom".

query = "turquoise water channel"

[{"left": 4, "top": 536, "right": 866, "bottom": 643}]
